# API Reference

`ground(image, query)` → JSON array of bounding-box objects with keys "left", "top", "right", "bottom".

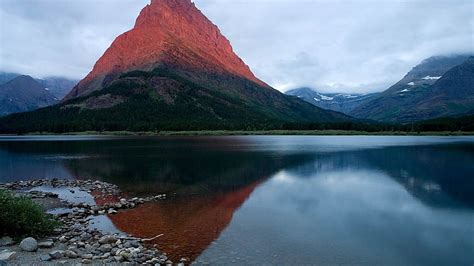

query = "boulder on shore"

[{"left": 20, "top": 237, "right": 38, "bottom": 252}]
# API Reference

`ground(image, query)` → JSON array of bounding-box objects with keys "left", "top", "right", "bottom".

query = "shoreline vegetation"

[
  {"left": 0, "top": 130, "right": 473, "bottom": 137},
  {"left": 0, "top": 189, "right": 59, "bottom": 239}
]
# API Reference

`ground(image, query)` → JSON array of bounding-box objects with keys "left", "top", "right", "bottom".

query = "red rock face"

[{"left": 65, "top": 0, "right": 268, "bottom": 100}]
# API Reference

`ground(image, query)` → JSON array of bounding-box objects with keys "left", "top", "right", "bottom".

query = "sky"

[{"left": 0, "top": 0, "right": 473, "bottom": 93}]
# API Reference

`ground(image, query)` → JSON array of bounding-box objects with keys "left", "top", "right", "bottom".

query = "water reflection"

[
  {"left": 110, "top": 181, "right": 261, "bottom": 261},
  {"left": 0, "top": 136, "right": 473, "bottom": 264},
  {"left": 198, "top": 168, "right": 474, "bottom": 265},
  {"left": 285, "top": 145, "right": 474, "bottom": 208}
]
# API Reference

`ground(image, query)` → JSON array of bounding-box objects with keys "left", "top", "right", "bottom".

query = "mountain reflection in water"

[{"left": 110, "top": 181, "right": 261, "bottom": 261}]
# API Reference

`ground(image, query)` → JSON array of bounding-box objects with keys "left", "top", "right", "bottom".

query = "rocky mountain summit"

[{"left": 65, "top": 0, "right": 267, "bottom": 100}]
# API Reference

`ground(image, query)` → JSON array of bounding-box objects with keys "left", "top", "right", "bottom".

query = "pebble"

[
  {"left": 49, "top": 250, "right": 63, "bottom": 259},
  {"left": 38, "top": 241, "right": 54, "bottom": 248},
  {"left": 119, "top": 250, "right": 132, "bottom": 260},
  {"left": 99, "top": 244, "right": 112, "bottom": 252},
  {"left": 40, "top": 254, "right": 52, "bottom": 261},
  {"left": 81, "top": 254, "right": 93, "bottom": 260},
  {"left": 63, "top": 250, "right": 78, "bottom": 259},
  {"left": 98, "top": 235, "right": 117, "bottom": 245}
]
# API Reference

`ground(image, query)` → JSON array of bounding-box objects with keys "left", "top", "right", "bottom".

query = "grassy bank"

[{"left": 3, "top": 130, "right": 474, "bottom": 136}]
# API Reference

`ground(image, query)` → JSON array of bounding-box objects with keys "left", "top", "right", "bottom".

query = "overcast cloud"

[{"left": 1, "top": 0, "right": 472, "bottom": 93}]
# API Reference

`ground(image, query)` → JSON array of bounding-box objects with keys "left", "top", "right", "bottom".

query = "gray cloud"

[{"left": 1, "top": 0, "right": 472, "bottom": 93}]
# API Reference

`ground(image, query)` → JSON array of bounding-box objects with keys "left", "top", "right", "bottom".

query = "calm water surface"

[{"left": 0, "top": 136, "right": 473, "bottom": 265}]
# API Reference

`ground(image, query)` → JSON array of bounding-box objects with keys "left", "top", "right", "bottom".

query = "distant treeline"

[
  {"left": 0, "top": 107, "right": 473, "bottom": 134},
  {"left": 282, "top": 115, "right": 474, "bottom": 132}
]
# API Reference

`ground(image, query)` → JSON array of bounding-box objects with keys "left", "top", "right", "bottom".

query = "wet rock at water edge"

[{"left": 19, "top": 237, "right": 38, "bottom": 252}]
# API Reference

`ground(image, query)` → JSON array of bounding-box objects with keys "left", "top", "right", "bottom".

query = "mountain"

[
  {"left": 285, "top": 87, "right": 380, "bottom": 115},
  {"left": 410, "top": 57, "right": 474, "bottom": 120},
  {"left": 37, "top": 77, "right": 78, "bottom": 99},
  {"left": 352, "top": 55, "right": 474, "bottom": 122},
  {"left": 64, "top": 0, "right": 269, "bottom": 101},
  {"left": 0, "top": 72, "right": 20, "bottom": 85},
  {"left": 0, "top": 0, "right": 350, "bottom": 133},
  {"left": 0, "top": 75, "right": 58, "bottom": 117},
  {"left": 0, "top": 72, "right": 77, "bottom": 99}
]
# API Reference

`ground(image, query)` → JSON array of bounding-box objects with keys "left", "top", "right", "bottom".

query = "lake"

[{"left": 0, "top": 136, "right": 473, "bottom": 265}]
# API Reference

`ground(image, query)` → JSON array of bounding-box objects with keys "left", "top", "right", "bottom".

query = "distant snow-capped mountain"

[{"left": 285, "top": 87, "right": 379, "bottom": 114}]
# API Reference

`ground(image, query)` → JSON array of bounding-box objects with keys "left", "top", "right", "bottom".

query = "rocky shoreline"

[{"left": 0, "top": 179, "right": 181, "bottom": 265}]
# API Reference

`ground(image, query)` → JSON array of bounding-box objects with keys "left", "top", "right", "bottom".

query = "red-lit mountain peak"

[{"left": 65, "top": 0, "right": 267, "bottom": 100}]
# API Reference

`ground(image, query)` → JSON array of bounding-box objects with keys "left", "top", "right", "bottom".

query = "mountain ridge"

[
  {"left": 352, "top": 54, "right": 473, "bottom": 122},
  {"left": 285, "top": 87, "right": 380, "bottom": 114},
  {"left": 0, "top": 75, "right": 58, "bottom": 117},
  {"left": 0, "top": 72, "right": 78, "bottom": 99}
]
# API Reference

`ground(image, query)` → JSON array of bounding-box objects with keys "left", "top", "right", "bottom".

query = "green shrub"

[{"left": 0, "top": 189, "right": 60, "bottom": 238}]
